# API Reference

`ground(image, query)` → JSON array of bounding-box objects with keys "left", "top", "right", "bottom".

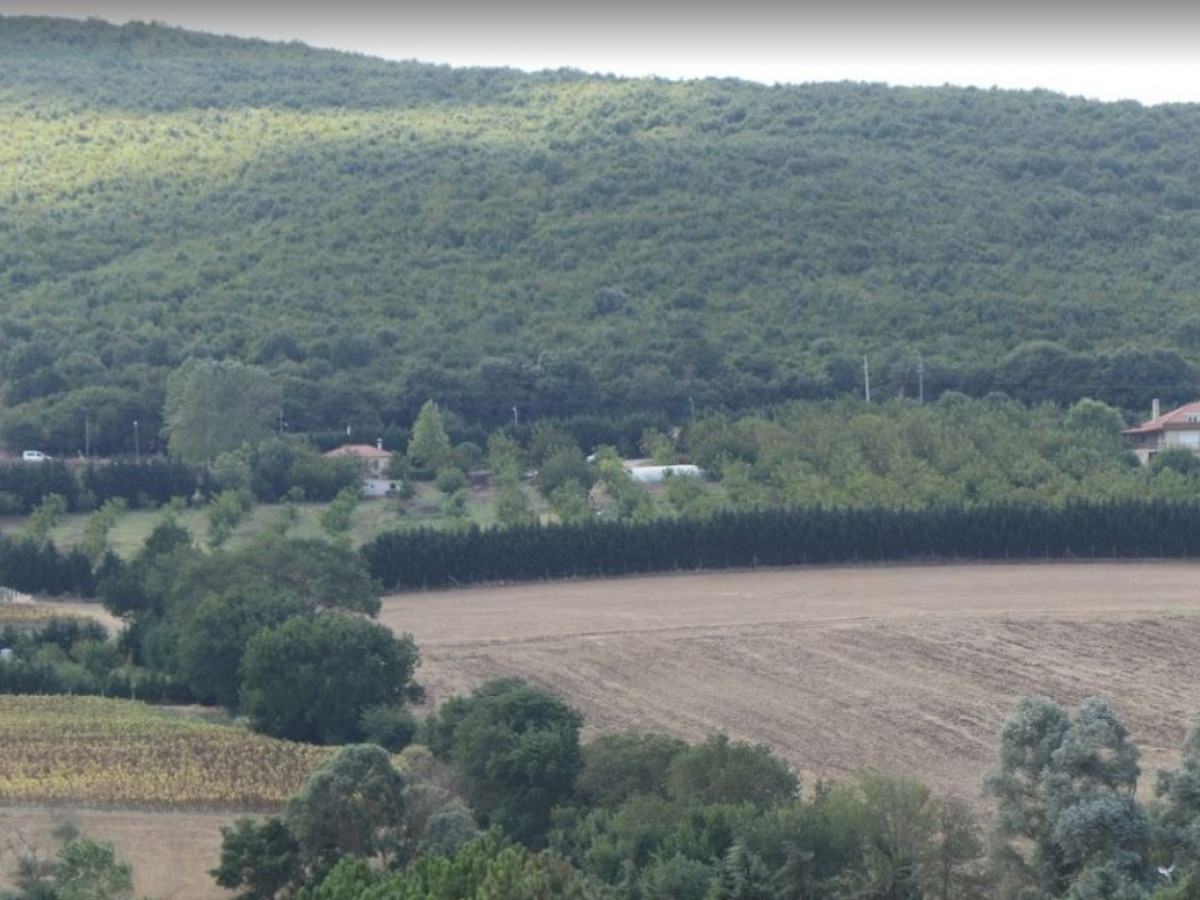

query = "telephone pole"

[
  {"left": 863, "top": 356, "right": 871, "bottom": 403},
  {"left": 917, "top": 359, "right": 925, "bottom": 404}
]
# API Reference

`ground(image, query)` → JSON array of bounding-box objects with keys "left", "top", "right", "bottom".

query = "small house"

[
  {"left": 324, "top": 439, "right": 398, "bottom": 496},
  {"left": 324, "top": 439, "right": 391, "bottom": 476},
  {"left": 1123, "top": 399, "right": 1200, "bottom": 464}
]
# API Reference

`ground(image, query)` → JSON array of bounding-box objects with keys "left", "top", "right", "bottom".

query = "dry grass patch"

[{"left": 0, "top": 605, "right": 72, "bottom": 627}]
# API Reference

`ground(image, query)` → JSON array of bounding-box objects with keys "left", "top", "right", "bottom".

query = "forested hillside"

[{"left": 4, "top": 16, "right": 1200, "bottom": 454}]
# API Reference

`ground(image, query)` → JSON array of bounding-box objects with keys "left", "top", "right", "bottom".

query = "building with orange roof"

[
  {"left": 324, "top": 439, "right": 400, "bottom": 495},
  {"left": 1123, "top": 399, "right": 1200, "bottom": 464}
]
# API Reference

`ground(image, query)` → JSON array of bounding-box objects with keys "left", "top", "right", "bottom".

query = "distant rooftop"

[{"left": 324, "top": 442, "right": 390, "bottom": 459}]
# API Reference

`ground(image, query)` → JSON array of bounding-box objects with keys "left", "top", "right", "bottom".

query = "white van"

[{"left": 22, "top": 450, "right": 50, "bottom": 462}]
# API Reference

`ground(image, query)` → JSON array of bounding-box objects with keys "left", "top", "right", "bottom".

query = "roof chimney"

[
  {"left": 377, "top": 438, "right": 384, "bottom": 451},
  {"left": 1152, "top": 398, "right": 1161, "bottom": 421}
]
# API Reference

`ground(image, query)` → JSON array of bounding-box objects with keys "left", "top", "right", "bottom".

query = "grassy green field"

[{"left": 0, "top": 481, "right": 528, "bottom": 558}]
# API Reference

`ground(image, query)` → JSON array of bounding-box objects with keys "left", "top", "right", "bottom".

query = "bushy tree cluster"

[
  {"left": 421, "top": 678, "right": 584, "bottom": 847},
  {"left": 212, "top": 743, "right": 478, "bottom": 898},
  {"left": 1, "top": 822, "right": 136, "bottom": 900},
  {"left": 987, "top": 696, "right": 1154, "bottom": 898},
  {"left": 86, "top": 517, "right": 422, "bottom": 742},
  {"left": 204, "top": 681, "right": 1200, "bottom": 900},
  {"left": 215, "top": 679, "right": 989, "bottom": 900},
  {"left": 0, "top": 617, "right": 140, "bottom": 699},
  {"left": 681, "top": 396, "right": 1159, "bottom": 512}
]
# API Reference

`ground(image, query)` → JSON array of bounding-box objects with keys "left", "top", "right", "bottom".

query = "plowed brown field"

[
  {"left": 379, "top": 561, "right": 1200, "bottom": 802},
  {"left": 6, "top": 562, "right": 1200, "bottom": 900}
]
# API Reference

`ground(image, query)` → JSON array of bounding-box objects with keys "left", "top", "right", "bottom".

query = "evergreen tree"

[{"left": 407, "top": 400, "right": 454, "bottom": 478}]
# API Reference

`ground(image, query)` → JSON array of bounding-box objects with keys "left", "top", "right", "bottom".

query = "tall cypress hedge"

[
  {"left": 0, "top": 536, "right": 95, "bottom": 596},
  {"left": 362, "top": 499, "right": 1200, "bottom": 591}
]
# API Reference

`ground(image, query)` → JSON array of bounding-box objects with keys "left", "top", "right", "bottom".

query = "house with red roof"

[
  {"left": 1123, "top": 399, "right": 1200, "bottom": 464},
  {"left": 323, "top": 439, "right": 399, "bottom": 496}
]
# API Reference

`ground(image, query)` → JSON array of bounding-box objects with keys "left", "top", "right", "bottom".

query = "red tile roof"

[
  {"left": 1122, "top": 401, "right": 1200, "bottom": 436},
  {"left": 323, "top": 444, "right": 391, "bottom": 459}
]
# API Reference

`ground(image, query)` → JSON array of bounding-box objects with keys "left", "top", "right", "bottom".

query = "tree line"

[
  {"left": 362, "top": 498, "right": 1200, "bottom": 590},
  {"left": 204, "top": 681, "right": 1200, "bottom": 899},
  {"left": 5, "top": 494, "right": 1200, "bottom": 600}
]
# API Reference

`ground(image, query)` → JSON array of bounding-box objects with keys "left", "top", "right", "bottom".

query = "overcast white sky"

[{"left": 5, "top": 1, "right": 1200, "bottom": 105}]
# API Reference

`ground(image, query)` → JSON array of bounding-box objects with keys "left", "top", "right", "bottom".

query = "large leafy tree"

[
  {"left": 576, "top": 731, "right": 688, "bottom": 810},
  {"left": 665, "top": 733, "right": 799, "bottom": 810},
  {"left": 171, "top": 535, "right": 383, "bottom": 621},
  {"left": 986, "top": 696, "right": 1153, "bottom": 900},
  {"left": 239, "top": 612, "right": 421, "bottom": 745},
  {"left": 164, "top": 359, "right": 280, "bottom": 464},
  {"left": 98, "top": 513, "right": 198, "bottom": 620},
  {"left": 285, "top": 744, "right": 409, "bottom": 874},
  {"left": 177, "top": 590, "right": 307, "bottom": 707},
  {"left": 427, "top": 678, "right": 584, "bottom": 847},
  {"left": 210, "top": 817, "right": 302, "bottom": 900}
]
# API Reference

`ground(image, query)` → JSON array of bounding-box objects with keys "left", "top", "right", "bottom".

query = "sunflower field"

[{"left": 0, "top": 695, "right": 331, "bottom": 810}]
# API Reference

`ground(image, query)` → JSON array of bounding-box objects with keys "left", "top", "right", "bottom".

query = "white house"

[{"left": 323, "top": 439, "right": 399, "bottom": 497}]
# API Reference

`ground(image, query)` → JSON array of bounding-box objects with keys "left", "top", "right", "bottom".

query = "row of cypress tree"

[
  {"left": 6, "top": 497, "right": 1200, "bottom": 598},
  {"left": 0, "top": 459, "right": 199, "bottom": 514},
  {"left": 0, "top": 536, "right": 95, "bottom": 596},
  {"left": 362, "top": 499, "right": 1200, "bottom": 590}
]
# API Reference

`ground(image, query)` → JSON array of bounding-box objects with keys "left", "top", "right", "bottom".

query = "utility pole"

[
  {"left": 512, "top": 405, "right": 519, "bottom": 428},
  {"left": 133, "top": 419, "right": 140, "bottom": 464},
  {"left": 917, "top": 359, "right": 925, "bottom": 404},
  {"left": 863, "top": 356, "right": 871, "bottom": 404},
  {"left": 84, "top": 417, "right": 90, "bottom": 460}
]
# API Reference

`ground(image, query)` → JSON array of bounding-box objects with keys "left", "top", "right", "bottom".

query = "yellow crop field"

[{"left": 0, "top": 696, "right": 331, "bottom": 810}]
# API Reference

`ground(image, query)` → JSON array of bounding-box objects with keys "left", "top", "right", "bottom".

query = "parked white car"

[{"left": 21, "top": 450, "right": 50, "bottom": 462}]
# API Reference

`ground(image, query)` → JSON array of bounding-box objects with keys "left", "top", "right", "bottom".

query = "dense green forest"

[{"left": 4, "top": 16, "right": 1200, "bottom": 455}]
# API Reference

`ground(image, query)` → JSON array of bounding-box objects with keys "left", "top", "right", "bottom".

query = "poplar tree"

[{"left": 407, "top": 400, "right": 454, "bottom": 477}]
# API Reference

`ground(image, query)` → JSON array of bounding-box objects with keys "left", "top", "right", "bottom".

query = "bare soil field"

[
  {"left": 7, "top": 561, "right": 1200, "bottom": 899},
  {"left": 380, "top": 561, "right": 1200, "bottom": 803}
]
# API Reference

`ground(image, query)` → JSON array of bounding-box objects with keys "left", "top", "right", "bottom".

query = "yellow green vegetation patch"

[
  {"left": 0, "top": 696, "right": 332, "bottom": 810},
  {"left": 0, "top": 605, "right": 74, "bottom": 627}
]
